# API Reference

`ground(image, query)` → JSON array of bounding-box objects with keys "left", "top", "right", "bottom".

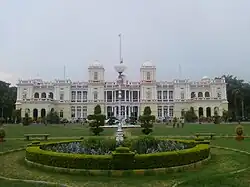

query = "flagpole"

[
  {"left": 119, "top": 34, "right": 122, "bottom": 64},
  {"left": 63, "top": 66, "right": 66, "bottom": 80}
]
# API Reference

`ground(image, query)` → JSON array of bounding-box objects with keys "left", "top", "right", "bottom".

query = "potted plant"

[
  {"left": 0, "top": 128, "right": 6, "bottom": 142},
  {"left": 235, "top": 125, "right": 244, "bottom": 141}
]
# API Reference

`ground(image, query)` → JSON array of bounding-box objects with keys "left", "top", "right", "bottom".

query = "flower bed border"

[
  {"left": 24, "top": 139, "right": 211, "bottom": 176},
  {"left": 25, "top": 154, "right": 211, "bottom": 177}
]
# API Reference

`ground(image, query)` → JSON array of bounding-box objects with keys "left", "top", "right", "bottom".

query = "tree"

[
  {"left": 139, "top": 106, "right": 155, "bottom": 135},
  {"left": 23, "top": 112, "right": 32, "bottom": 126},
  {"left": 87, "top": 105, "right": 106, "bottom": 135},
  {"left": 46, "top": 111, "right": 60, "bottom": 124},
  {"left": 0, "top": 81, "right": 17, "bottom": 121},
  {"left": 213, "top": 111, "right": 221, "bottom": 124},
  {"left": 184, "top": 107, "right": 198, "bottom": 122}
]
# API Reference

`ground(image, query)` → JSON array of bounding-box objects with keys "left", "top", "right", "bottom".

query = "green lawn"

[
  {"left": 1, "top": 123, "right": 250, "bottom": 186},
  {"left": 4, "top": 123, "right": 250, "bottom": 138}
]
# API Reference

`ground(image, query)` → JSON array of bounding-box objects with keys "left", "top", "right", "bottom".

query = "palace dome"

[
  {"left": 141, "top": 61, "right": 154, "bottom": 67},
  {"left": 89, "top": 60, "right": 103, "bottom": 68}
]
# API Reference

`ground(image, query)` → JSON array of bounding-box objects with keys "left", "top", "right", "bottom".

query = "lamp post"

[{"left": 114, "top": 63, "right": 126, "bottom": 143}]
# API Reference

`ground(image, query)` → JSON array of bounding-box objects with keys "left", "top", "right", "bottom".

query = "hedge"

[{"left": 25, "top": 139, "right": 210, "bottom": 170}]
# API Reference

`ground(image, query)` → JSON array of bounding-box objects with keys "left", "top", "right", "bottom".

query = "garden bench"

[
  {"left": 24, "top": 134, "right": 50, "bottom": 141},
  {"left": 195, "top": 133, "right": 216, "bottom": 140}
]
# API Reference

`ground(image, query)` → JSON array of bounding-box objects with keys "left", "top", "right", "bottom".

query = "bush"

[
  {"left": 26, "top": 139, "right": 210, "bottom": 170},
  {"left": 88, "top": 105, "right": 106, "bottom": 135},
  {"left": 139, "top": 106, "right": 155, "bottom": 135},
  {"left": 23, "top": 113, "right": 32, "bottom": 126},
  {"left": 235, "top": 125, "right": 243, "bottom": 136},
  {"left": 0, "top": 128, "right": 5, "bottom": 138}
]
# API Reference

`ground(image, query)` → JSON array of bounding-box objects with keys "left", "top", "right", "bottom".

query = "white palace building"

[{"left": 15, "top": 61, "right": 228, "bottom": 120}]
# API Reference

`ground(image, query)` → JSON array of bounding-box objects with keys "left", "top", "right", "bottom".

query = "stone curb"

[
  {"left": 172, "top": 146, "right": 250, "bottom": 187},
  {"left": 24, "top": 154, "right": 211, "bottom": 177},
  {"left": 0, "top": 148, "right": 71, "bottom": 187}
]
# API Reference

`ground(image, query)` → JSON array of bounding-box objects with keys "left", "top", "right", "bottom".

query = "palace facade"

[{"left": 15, "top": 61, "right": 228, "bottom": 120}]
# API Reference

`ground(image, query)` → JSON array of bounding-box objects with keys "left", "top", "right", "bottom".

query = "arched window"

[{"left": 34, "top": 92, "right": 39, "bottom": 98}]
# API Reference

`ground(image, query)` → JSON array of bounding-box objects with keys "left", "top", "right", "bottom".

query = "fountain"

[{"left": 114, "top": 63, "right": 126, "bottom": 143}]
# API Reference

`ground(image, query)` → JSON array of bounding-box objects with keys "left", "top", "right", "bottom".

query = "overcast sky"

[{"left": 0, "top": 0, "right": 250, "bottom": 85}]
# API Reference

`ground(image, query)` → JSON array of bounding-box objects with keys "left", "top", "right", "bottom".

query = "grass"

[
  {"left": 4, "top": 123, "right": 250, "bottom": 138},
  {"left": 1, "top": 123, "right": 250, "bottom": 186}
]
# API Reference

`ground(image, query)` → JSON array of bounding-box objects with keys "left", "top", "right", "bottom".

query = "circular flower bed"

[
  {"left": 41, "top": 137, "right": 191, "bottom": 155},
  {"left": 25, "top": 136, "right": 210, "bottom": 173}
]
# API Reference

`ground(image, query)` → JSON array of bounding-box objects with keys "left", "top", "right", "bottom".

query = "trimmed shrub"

[
  {"left": 112, "top": 147, "right": 135, "bottom": 170},
  {"left": 25, "top": 139, "right": 210, "bottom": 170}
]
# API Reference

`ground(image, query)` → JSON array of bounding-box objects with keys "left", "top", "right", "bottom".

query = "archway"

[
  {"left": 41, "top": 92, "right": 46, "bottom": 98},
  {"left": 34, "top": 92, "right": 39, "bottom": 98},
  {"left": 206, "top": 107, "right": 211, "bottom": 117},
  {"left": 198, "top": 92, "right": 203, "bottom": 98},
  {"left": 41, "top": 108, "right": 46, "bottom": 118},
  {"left": 49, "top": 92, "right": 54, "bottom": 99},
  {"left": 198, "top": 107, "right": 203, "bottom": 117},
  {"left": 214, "top": 107, "right": 219, "bottom": 115},
  {"left": 51, "top": 108, "right": 55, "bottom": 112},
  {"left": 191, "top": 92, "right": 195, "bottom": 98},
  {"left": 33, "top": 108, "right": 38, "bottom": 120},
  {"left": 205, "top": 92, "right": 210, "bottom": 98}
]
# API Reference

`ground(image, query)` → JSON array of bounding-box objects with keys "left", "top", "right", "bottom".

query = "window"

[
  {"left": 71, "top": 91, "right": 76, "bottom": 102},
  {"left": 146, "top": 72, "right": 151, "bottom": 80},
  {"left": 82, "top": 91, "right": 87, "bottom": 102},
  {"left": 163, "top": 106, "right": 168, "bottom": 117},
  {"left": 146, "top": 89, "right": 151, "bottom": 100},
  {"left": 107, "top": 91, "right": 112, "bottom": 102},
  {"left": 94, "top": 72, "right": 98, "bottom": 80},
  {"left": 217, "top": 88, "right": 221, "bottom": 99},
  {"left": 157, "top": 91, "right": 162, "bottom": 101},
  {"left": 157, "top": 106, "right": 162, "bottom": 117},
  {"left": 77, "top": 91, "right": 82, "bottom": 102},
  {"left": 133, "top": 91, "right": 138, "bottom": 102},
  {"left": 59, "top": 110, "right": 63, "bottom": 118},
  {"left": 169, "top": 91, "right": 173, "bottom": 101},
  {"left": 82, "top": 106, "right": 87, "bottom": 118},
  {"left": 60, "top": 93, "right": 64, "bottom": 101},
  {"left": 22, "top": 92, "right": 27, "bottom": 99},
  {"left": 163, "top": 91, "right": 168, "bottom": 101},
  {"left": 169, "top": 106, "right": 174, "bottom": 117},
  {"left": 77, "top": 106, "right": 81, "bottom": 118},
  {"left": 93, "top": 91, "right": 98, "bottom": 101},
  {"left": 71, "top": 106, "right": 75, "bottom": 118},
  {"left": 180, "top": 88, "right": 184, "bottom": 100}
]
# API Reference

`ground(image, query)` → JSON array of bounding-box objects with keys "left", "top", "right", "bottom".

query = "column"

[
  {"left": 81, "top": 91, "right": 83, "bottom": 102},
  {"left": 75, "top": 91, "right": 78, "bottom": 102},
  {"left": 128, "top": 106, "right": 131, "bottom": 117},
  {"left": 124, "top": 90, "right": 126, "bottom": 102},
  {"left": 131, "top": 91, "right": 133, "bottom": 102},
  {"left": 75, "top": 107, "right": 77, "bottom": 119},
  {"left": 125, "top": 106, "right": 127, "bottom": 119},
  {"left": 167, "top": 106, "right": 169, "bottom": 117},
  {"left": 81, "top": 107, "right": 83, "bottom": 118},
  {"left": 161, "top": 91, "right": 163, "bottom": 101},
  {"left": 161, "top": 106, "right": 163, "bottom": 117},
  {"left": 114, "top": 106, "right": 117, "bottom": 117},
  {"left": 167, "top": 90, "right": 169, "bottom": 102}
]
